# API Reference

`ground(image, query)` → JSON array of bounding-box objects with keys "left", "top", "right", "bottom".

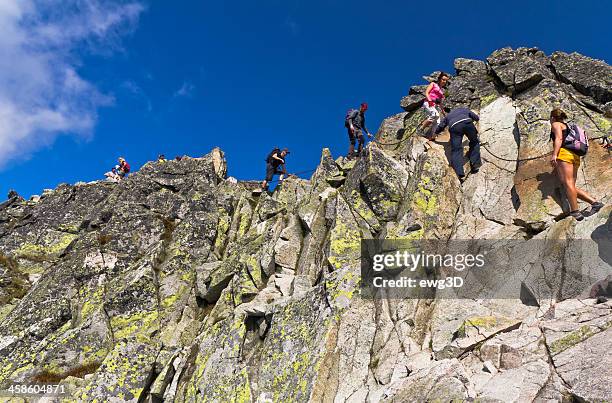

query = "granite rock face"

[{"left": 0, "top": 48, "right": 611, "bottom": 402}]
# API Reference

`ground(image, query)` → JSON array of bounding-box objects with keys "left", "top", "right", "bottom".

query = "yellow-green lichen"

[
  {"left": 480, "top": 93, "right": 498, "bottom": 108},
  {"left": 413, "top": 185, "right": 437, "bottom": 216},
  {"left": 110, "top": 311, "right": 159, "bottom": 342},
  {"left": 80, "top": 286, "right": 105, "bottom": 320},
  {"left": 15, "top": 234, "right": 78, "bottom": 261},
  {"left": 241, "top": 254, "right": 262, "bottom": 289},
  {"left": 351, "top": 191, "right": 375, "bottom": 222},
  {"left": 465, "top": 316, "right": 501, "bottom": 329},
  {"left": 162, "top": 294, "right": 179, "bottom": 309},
  {"left": 185, "top": 317, "right": 248, "bottom": 401},
  {"left": 57, "top": 224, "right": 80, "bottom": 234},
  {"left": 592, "top": 115, "right": 611, "bottom": 132},
  {"left": 549, "top": 325, "right": 595, "bottom": 354},
  {"left": 214, "top": 209, "right": 231, "bottom": 252},
  {"left": 328, "top": 222, "right": 361, "bottom": 269}
]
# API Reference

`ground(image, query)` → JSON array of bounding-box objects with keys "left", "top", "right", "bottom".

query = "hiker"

[
  {"left": 419, "top": 72, "right": 450, "bottom": 138},
  {"left": 435, "top": 107, "right": 482, "bottom": 181},
  {"left": 345, "top": 103, "right": 373, "bottom": 159},
  {"left": 104, "top": 165, "right": 121, "bottom": 181},
  {"left": 549, "top": 108, "right": 603, "bottom": 221},
  {"left": 104, "top": 157, "right": 131, "bottom": 181},
  {"left": 158, "top": 154, "right": 167, "bottom": 162},
  {"left": 262, "top": 148, "right": 289, "bottom": 191},
  {"left": 117, "top": 157, "right": 131, "bottom": 178}
]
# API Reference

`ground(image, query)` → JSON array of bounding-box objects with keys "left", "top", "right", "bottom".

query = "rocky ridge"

[{"left": 0, "top": 47, "right": 610, "bottom": 402}]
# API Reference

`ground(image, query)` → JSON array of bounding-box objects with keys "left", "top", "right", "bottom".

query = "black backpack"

[{"left": 266, "top": 148, "right": 280, "bottom": 163}]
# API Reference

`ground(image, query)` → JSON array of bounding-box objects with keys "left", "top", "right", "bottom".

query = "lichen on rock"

[{"left": 0, "top": 48, "right": 611, "bottom": 402}]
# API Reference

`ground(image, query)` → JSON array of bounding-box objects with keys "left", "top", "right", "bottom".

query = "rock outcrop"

[{"left": 0, "top": 47, "right": 610, "bottom": 402}]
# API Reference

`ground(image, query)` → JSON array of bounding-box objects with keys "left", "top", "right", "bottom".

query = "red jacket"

[{"left": 120, "top": 161, "right": 131, "bottom": 173}]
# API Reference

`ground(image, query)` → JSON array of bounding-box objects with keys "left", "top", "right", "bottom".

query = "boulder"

[
  {"left": 551, "top": 51, "right": 612, "bottom": 104},
  {"left": 487, "top": 47, "right": 553, "bottom": 93}
]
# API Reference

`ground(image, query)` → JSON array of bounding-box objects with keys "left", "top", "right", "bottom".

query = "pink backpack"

[{"left": 562, "top": 123, "right": 589, "bottom": 156}]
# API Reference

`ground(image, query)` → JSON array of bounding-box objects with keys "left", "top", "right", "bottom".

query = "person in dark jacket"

[
  {"left": 435, "top": 107, "right": 482, "bottom": 181},
  {"left": 262, "top": 148, "right": 289, "bottom": 191},
  {"left": 346, "top": 103, "right": 373, "bottom": 158}
]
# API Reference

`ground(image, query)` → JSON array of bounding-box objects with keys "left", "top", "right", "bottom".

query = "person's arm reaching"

[
  {"left": 363, "top": 115, "right": 372, "bottom": 137},
  {"left": 435, "top": 116, "right": 449, "bottom": 134},
  {"left": 550, "top": 123, "right": 563, "bottom": 168},
  {"left": 272, "top": 153, "right": 285, "bottom": 164},
  {"left": 469, "top": 111, "right": 480, "bottom": 121},
  {"left": 348, "top": 113, "right": 356, "bottom": 133}
]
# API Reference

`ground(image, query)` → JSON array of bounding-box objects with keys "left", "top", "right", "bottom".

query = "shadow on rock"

[
  {"left": 536, "top": 171, "right": 568, "bottom": 212},
  {"left": 589, "top": 213, "right": 612, "bottom": 297}
]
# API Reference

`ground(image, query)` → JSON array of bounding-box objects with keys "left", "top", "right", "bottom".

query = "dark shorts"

[
  {"left": 348, "top": 128, "right": 364, "bottom": 145},
  {"left": 265, "top": 163, "right": 283, "bottom": 181}
]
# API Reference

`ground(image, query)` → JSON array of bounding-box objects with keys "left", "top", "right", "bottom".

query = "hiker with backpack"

[
  {"left": 418, "top": 72, "right": 450, "bottom": 139},
  {"left": 117, "top": 157, "right": 131, "bottom": 179},
  {"left": 345, "top": 103, "right": 373, "bottom": 159},
  {"left": 103, "top": 157, "right": 131, "bottom": 181},
  {"left": 262, "top": 148, "right": 289, "bottom": 191},
  {"left": 435, "top": 107, "right": 482, "bottom": 182},
  {"left": 549, "top": 108, "right": 603, "bottom": 221}
]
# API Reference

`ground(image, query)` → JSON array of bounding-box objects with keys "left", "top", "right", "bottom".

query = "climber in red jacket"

[{"left": 117, "top": 157, "right": 131, "bottom": 179}]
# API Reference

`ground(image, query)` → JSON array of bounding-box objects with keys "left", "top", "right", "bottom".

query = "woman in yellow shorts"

[{"left": 550, "top": 108, "right": 603, "bottom": 221}]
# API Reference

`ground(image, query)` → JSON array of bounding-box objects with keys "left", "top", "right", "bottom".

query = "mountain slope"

[{"left": 0, "top": 47, "right": 610, "bottom": 402}]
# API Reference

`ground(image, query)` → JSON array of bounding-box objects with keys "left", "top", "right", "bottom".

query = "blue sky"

[{"left": 0, "top": 0, "right": 610, "bottom": 198}]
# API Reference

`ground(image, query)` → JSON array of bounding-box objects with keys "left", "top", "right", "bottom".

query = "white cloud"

[
  {"left": 173, "top": 81, "right": 195, "bottom": 98},
  {"left": 0, "top": 0, "right": 144, "bottom": 167}
]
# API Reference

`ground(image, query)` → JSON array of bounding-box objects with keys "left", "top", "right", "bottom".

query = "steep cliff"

[{"left": 0, "top": 47, "right": 610, "bottom": 402}]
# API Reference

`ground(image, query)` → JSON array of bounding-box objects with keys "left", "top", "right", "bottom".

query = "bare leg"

[
  {"left": 557, "top": 161, "right": 579, "bottom": 211},
  {"left": 573, "top": 165, "right": 596, "bottom": 204}
]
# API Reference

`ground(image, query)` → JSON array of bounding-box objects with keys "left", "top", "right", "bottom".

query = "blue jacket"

[{"left": 436, "top": 108, "right": 479, "bottom": 134}]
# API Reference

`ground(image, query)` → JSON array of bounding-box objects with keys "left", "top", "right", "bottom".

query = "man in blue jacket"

[{"left": 435, "top": 107, "right": 482, "bottom": 181}]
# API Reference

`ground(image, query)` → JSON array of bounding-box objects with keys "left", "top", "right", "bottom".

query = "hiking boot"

[
  {"left": 582, "top": 201, "right": 604, "bottom": 217},
  {"left": 471, "top": 163, "right": 482, "bottom": 174},
  {"left": 569, "top": 210, "right": 585, "bottom": 221}
]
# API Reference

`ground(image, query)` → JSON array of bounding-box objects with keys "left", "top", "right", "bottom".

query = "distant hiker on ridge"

[
  {"left": 345, "top": 102, "right": 373, "bottom": 159},
  {"left": 419, "top": 72, "right": 449, "bottom": 139},
  {"left": 262, "top": 147, "right": 289, "bottom": 191},
  {"left": 549, "top": 108, "right": 603, "bottom": 221},
  {"left": 435, "top": 107, "right": 482, "bottom": 182},
  {"left": 104, "top": 157, "right": 131, "bottom": 181}
]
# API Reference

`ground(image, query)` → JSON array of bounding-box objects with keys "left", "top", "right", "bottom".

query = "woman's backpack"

[{"left": 562, "top": 123, "right": 589, "bottom": 156}]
